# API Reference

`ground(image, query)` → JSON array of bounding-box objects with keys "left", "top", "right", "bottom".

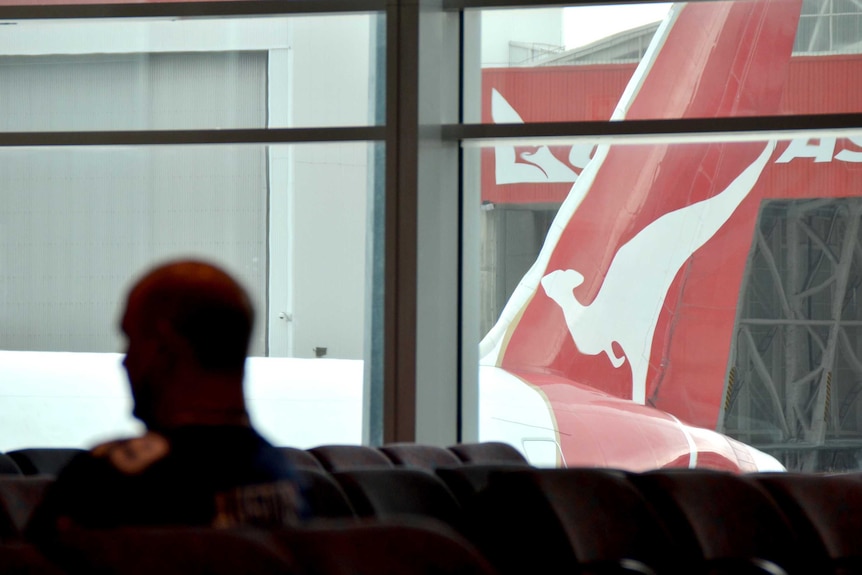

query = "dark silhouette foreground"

[{"left": 27, "top": 260, "right": 304, "bottom": 541}]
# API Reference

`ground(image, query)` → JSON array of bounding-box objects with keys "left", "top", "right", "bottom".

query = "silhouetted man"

[{"left": 27, "top": 260, "right": 304, "bottom": 538}]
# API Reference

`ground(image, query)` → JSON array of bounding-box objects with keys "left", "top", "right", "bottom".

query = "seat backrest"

[
  {"left": 753, "top": 472, "right": 859, "bottom": 571},
  {"left": 273, "top": 516, "right": 500, "bottom": 575},
  {"left": 294, "top": 468, "right": 356, "bottom": 520},
  {"left": 0, "top": 454, "right": 23, "bottom": 476},
  {"left": 0, "top": 541, "right": 68, "bottom": 575},
  {"left": 446, "top": 442, "right": 528, "bottom": 465},
  {"left": 307, "top": 445, "right": 393, "bottom": 472},
  {"left": 331, "top": 468, "right": 462, "bottom": 530},
  {"left": 51, "top": 525, "right": 294, "bottom": 575},
  {"left": 465, "top": 467, "right": 677, "bottom": 575},
  {"left": 629, "top": 468, "right": 804, "bottom": 574},
  {"left": 378, "top": 443, "right": 462, "bottom": 471},
  {"left": 278, "top": 446, "right": 326, "bottom": 471},
  {"left": 0, "top": 475, "right": 54, "bottom": 540},
  {"left": 7, "top": 449, "right": 85, "bottom": 476},
  {"left": 434, "top": 463, "right": 529, "bottom": 507}
]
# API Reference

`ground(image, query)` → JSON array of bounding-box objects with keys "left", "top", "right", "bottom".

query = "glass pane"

[
  {"left": 468, "top": 0, "right": 862, "bottom": 125},
  {"left": 0, "top": 0, "right": 268, "bottom": 4},
  {"left": 471, "top": 132, "right": 862, "bottom": 473},
  {"left": 0, "top": 141, "right": 379, "bottom": 450},
  {"left": 0, "top": 13, "right": 382, "bottom": 130}
]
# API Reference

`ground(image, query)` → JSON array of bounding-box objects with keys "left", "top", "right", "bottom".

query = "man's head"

[{"left": 120, "top": 260, "right": 255, "bottom": 430}]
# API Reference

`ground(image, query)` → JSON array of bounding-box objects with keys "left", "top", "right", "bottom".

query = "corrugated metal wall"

[{"left": 0, "top": 52, "right": 269, "bottom": 354}]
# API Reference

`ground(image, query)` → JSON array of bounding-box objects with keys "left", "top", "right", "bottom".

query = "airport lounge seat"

[
  {"left": 0, "top": 540, "right": 68, "bottom": 575},
  {"left": 307, "top": 444, "right": 394, "bottom": 472},
  {"left": 0, "top": 475, "right": 55, "bottom": 541},
  {"left": 0, "top": 453, "right": 23, "bottom": 475},
  {"left": 331, "top": 468, "right": 463, "bottom": 531},
  {"left": 273, "top": 516, "right": 501, "bottom": 575},
  {"left": 464, "top": 467, "right": 675, "bottom": 575},
  {"left": 753, "top": 472, "right": 862, "bottom": 574},
  {"left": 628, "top": 468, "right": 805, "bottom": 575},
  {"left": 446, "top": 442, "right": 528, "bottom": 466},
  {"left": 378, "top": 443, "right": 462, "bottom": 471},
  {"left": 7, "top": 448, "right": 85, "bottom": 477},
  {"left": 50, "top": 525, "right": 295, "bottom": 575},
  {"left": 278, "top": 446, "right": 327, "bottom": 471},
  {"left": 294, "top": 467, "right": 357, "bottom": 520},
  {"left": 47, "top": 518, "right": 500, "bottom": 575},
  {"left": 434, "top": 463, "right": 530, "bottom": 508}
]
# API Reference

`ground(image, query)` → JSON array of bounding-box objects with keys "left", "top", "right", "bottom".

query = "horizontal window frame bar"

[
  {"left": 445, "top": 0, "right": 719, "bottom": 11},
  {"left": 741, "top": 319, "right": 862, "bottom": 327},
  {"left": 751, "top": 440, "right": 862, "bottom": 452},
  {"left": 4, "top": 115, "right": 860, "bottom": 147},
  {"left": 446, "top": 113, "right": 862, "bottom": 146},
  {"left": 0, "top": 126, "right": 386, "bottom": 146},
  {"left": 0, "top": 0, "right": 385, "bottom": 20}
]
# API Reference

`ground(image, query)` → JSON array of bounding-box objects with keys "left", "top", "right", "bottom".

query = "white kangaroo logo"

[
  {"left": 491, "top": 89, "right": 592, "bottom": 184},
  {"left": 541, "top": 141, "right": 775, "bottom": 404}
]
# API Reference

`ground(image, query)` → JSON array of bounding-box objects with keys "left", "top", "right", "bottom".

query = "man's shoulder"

[
  {"left": 88, "top": 432, "right": 171, "bottom": 476},
  {"left": 26, "top": 433, "right": 174, "bottom": 538}
]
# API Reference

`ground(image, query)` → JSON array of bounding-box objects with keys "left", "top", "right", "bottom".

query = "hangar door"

[{"left": 0, "top": 52, "right": 269, "bottom": 356}]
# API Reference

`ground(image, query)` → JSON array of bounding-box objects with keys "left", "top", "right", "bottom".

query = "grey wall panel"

[
  {"left": 0, "top": 55, "right": 144, "bottom": 131},
  {"left": 0, "top": 146, "right": 268, "bottom": 355},
  {"left": 0, "top": 52, "right": 265, "bottom": 131},
  {"left": 291, "top": 142, "right": 368, "bottom": 360},
  {"left": 0, "top": 52, "right": 268, "bottom": 354},
  {"left": 147, "top": 52, "right": 267, "bottom": 129}
]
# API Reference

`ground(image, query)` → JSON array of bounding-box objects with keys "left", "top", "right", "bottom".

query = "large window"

[
  {"left": 467, "top": 1, "right": 862, "bottom": 472},
  {"left": 3, "top": 0, "right": 862, "bottom": 473},
  {"left": 0, "top": 8, "right": 384, "bottom": 450}
]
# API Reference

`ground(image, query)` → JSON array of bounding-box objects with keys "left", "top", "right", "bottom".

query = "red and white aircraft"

[{"left": 478, "top": 0, "right": 815, "bottom": 471}]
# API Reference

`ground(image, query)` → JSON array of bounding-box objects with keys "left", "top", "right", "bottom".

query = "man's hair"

[{"left": 129, "top": 260, "right": 254, "bottom": 373}]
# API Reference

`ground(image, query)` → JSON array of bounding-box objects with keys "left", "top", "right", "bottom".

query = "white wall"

[
  {"left": 481, "top": 8, "right": 564, "bottom": 67},
  {"left": 268, "top": 15, "right": 374, "bottom": 360},
  {"left": 0, "top": 352, "right": 362, "bottom": 451}
]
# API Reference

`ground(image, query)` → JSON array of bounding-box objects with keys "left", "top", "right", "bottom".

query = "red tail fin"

[{"left": 481, "top": 1, "right": 803, "bottom": 429}]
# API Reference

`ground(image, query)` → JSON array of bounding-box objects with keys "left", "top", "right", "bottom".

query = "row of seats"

[
  {"left": 0, "top": 441, "right": 530, "bottom": 477},
  {"left": 0, "top": 518, "right": 500, "bottom": 575},
  {"left": 0, "top": 442, "right": 525, "bottom": 574},
  {"left": 282, "top": 465, "right": 862, "bottom": 575},
  {"left": 0, "top": 442, "right": 530, "bottom": 539},
  {"left": 3, "top": 444, "right": 862, "bottom": 574},
  {"left": 284, "top": 441, "right": 529, "bottom": 473},
  {"left": 295, "top": 464, "right": 862, "bottom": 575}
]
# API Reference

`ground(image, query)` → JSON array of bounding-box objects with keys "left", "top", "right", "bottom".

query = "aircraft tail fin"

[{"left": 482, "top": 0, "right": 802, "bottom": 429}]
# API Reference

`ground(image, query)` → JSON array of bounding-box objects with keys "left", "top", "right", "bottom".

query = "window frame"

[{"left": 3, "top": 0, "right": 862, "bottom": 449}]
